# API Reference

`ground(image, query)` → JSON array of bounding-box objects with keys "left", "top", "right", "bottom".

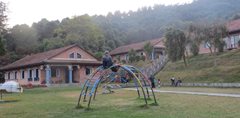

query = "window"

[
  {"left": 204, "top": 42, "right": 211, "bottom": 48},
  {"left": 8, "top": 72, "right": 10, "bottom": 80},
  {"left": 51, "top": 68, "right": 56, "bottom": 77},
  {"left": 69, "top": 53, "right": 74, "bottom": 58},
  {"left": 35, "top": 69, "right": 39, "bottom": 78},
  {"left": 125, "top": 54, "right": 129, "bottom": 60},
  {"left": 85, "top": 67, "right": 92, "bottom": 75},
  {"left": 56, "top": 69, "right": 60, "bottom": 78},
  {"left": 28, "top": 69, "right": 32, "bottom": 81},
  {"left": 21, "top": 70, "right": 25, "bottom": 79},
  {"left": 77, "top": 53, "right": 81, "bottom": 58},
  {"left": 34, "top": 69, "right": 39, "bottom": 81},
  {"left": 141, "top": 52, "right": 144, "bottom": 56},
  {"left": 15, "top": 71, "right": 17, "bottom": 80}
]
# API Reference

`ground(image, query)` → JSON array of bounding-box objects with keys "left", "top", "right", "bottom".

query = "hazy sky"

[{"left": 2, "top": 0, "right": 192, "bottom": 27}]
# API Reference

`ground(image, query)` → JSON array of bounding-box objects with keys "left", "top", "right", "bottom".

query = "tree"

[
  {"left": 201, "top": 24, "right": 227, "bottom": 54},
  {"left": 0, "top": 1, "right": 7, "bottom": 56},
  {"left": 0, "top": 1, "right": 7, "bottom": 34},
  {"left": 190, "top": 43, "right": 199, "bottom": 56},
  {"left": 54, "top": 15, "right": 105, "bottom": 53},
  {"left": 32, "top": 19, "right": 59, "bottom": 42},
  {"left": 0, "top": 36, "right": 5, "bottom": 55},
  {"left": 128, "top": 49, "right": 137, "bottom": 63},
  {"left": 143, "top": 42, "right": 153, "bottom": 60},
  {"left": 186, "top": 24, "right": 203, "bottom": 56},
  {"left": 10, "top": 24, "right": 38, "bottom": 54},
  {"left": 165, "top": 28, "right": 187, "bottom": 66}
]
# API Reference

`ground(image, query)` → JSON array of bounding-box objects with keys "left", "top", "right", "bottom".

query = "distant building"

[
  {"left": 110, "top": 38, "right": 165, "bottom": 63},
  {"left": 225, "top": 19, "right": 240, "bottom": 49},
  {"left": 0, "top": 44, "right": 101, "bottom": 85}
]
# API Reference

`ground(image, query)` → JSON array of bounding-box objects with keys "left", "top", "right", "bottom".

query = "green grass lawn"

[
  {"left": 158, "top": 87, "right": 240, "bottom": 94},
  {"left": 0, "top": 87, "right": 240, "bottom": 118},
  {"left": 156, "top": 49, "right": 240, "bottom": 83}
]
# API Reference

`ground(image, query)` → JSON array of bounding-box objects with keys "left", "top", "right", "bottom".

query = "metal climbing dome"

[{"left": 76, "top": 64, "right": 157, "bottom": 109}]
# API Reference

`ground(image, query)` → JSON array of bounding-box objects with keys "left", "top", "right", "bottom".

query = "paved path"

[{"left": 125, "top": 88, "right": 240, "bottom": 98}]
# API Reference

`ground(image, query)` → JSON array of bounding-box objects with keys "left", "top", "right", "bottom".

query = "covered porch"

[{"left": 42, "top": 61, "right": 100, "bottom": 85}]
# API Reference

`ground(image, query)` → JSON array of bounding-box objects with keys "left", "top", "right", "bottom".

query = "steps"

[{"left": 140, "top": 56, "right": 168, "bottom": 77}]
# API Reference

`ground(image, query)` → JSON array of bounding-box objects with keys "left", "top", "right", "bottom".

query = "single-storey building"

[
  {"left": 110, "top": 38, "right": 165, "bottom": 62},
  {"left": 225, "top": 19, "right": 240, "bottom": 49},
  {"left": 0, "top": 44, "right": 101, "bottom": 85}
]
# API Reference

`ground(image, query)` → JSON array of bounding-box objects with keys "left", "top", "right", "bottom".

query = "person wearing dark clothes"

[
  {"left": 175, "top": 79, "right": 182, "bottom": 87},
  {"left": 102, "top": 51, "right": 113, "bottom": 69},
  {"left": 149, "top": 75, "right": 156, "bottom": 88},
  {"left": 170, "top": 76, "right": 175, "bottom": 86}
]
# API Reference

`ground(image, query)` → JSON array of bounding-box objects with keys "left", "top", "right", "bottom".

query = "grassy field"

[
  {"left": 156, "top": 49, "right": 240, "bottom": 83},
  {"left": 1, "top": 87, "right": 240, "bottom": 118}
]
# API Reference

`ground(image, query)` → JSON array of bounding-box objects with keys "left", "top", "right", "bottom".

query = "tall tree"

[
  {"left": 10, "top": 24, "right": 38, "bottom": 54},
  {"left": 0, "top": 1, "right": 7, "bottom": 34},
  {"left": 0, "top": 36, "right": 5, "bottom": 55},
  {"left": 143, "top": 42, "right": 153, "bottom": 60},
  {"left": 165, "top": 28, "right": 187, "bottom": 66},
  {"left": 201, "top": 24, "right": 227, "bottom": 54},
  {"left": 0, "top": 1, "right": 7, "bottom": 56},
  {"left": 128, "top": 49, "right": 137, "bottom": 63},
  {"left": 186, "top": 24, "right": 203, "bottom": 56},
  {"left": 32, "top": 19, "right": 60, "bottom": 42}
]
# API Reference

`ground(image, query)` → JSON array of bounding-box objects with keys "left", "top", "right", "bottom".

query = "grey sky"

[{"left": 2, "top": 0, "right": 192, "bottom": 27}]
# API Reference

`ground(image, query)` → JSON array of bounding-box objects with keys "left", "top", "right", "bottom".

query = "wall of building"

[
  {"left": 225, "top": 34, "right": 240, "bottom": 49},
  {"left": 112, "top": 48, "right": 165, "bottom": 63},
  {"left": 52, "top": 46, "right": 97, "bottom": 60},
  {"left": 4, "top": 66, "right": 42, "bottom": 85},
  {"left": 49, "top": 66, "right": 67, "bottom": 84},
  {"left": 77, "top": 65, "right": 98, "bottom": 84}
]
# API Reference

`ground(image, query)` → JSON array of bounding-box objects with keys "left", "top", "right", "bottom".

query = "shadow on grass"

[
  {"left": 75, "top": 105, "right": 84, "bottom": 109},
  {"left": 150, "top": 102, "right": 159, "bottom": 106},
  {"left": 75, "top": 105, "right": 95, "bottom": 112},
  {"left": 0, "top": 99, "right": 20, "bottom": 104},
  {"left": 136, "top": 97, "right": 153, "bottom": 101},
  {"left": 139, "top": 104, "right": 149, "bottom": 109}
]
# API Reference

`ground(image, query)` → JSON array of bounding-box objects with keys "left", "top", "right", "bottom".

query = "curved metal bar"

[
  {"left": 93, "top": 76, "right": 104, "bottom": 100},
  {"left": 106, "top": 64, "right": 141, "bottom": 97},
  {"left": 130, "top": 66, "right": 158, "bottom": 104},
  {"left": 77, "top": 79, "right": 89, "bottom": 107},
  {"left": 77, "top": 66, "right": 103, "bottom": 107},
  {"left": 126, "top": 66, "right": 150, "bottom": 98},
  {"left": 87, "top": 79, "right": 101, "bottom": 108},
  {"left": 120, "top": 65, "right": 148, "bottom": 105}
]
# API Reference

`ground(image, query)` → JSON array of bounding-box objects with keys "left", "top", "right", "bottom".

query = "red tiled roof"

[
  {"left": 45, "top": 59, "right": 102, "bottom": 65},
  {"left": 110, "top": 38, "right": 165, "bottom": 56},
  {"left": 0, "top": 44, "right": 100, "bottom": 71},
  {"left": 227, "top": 19, "right": 240, "bottom": 33}
]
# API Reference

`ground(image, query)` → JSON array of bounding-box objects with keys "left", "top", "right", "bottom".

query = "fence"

[{"left": 161, "top": 82, "right": 240, "bottom": 88}]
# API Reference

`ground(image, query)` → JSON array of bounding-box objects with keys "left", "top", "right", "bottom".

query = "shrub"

[
  {"left": 121, "top": 60, "right": 126, "bottom": 64},
  {"left": 135, "top": 55, "right": 141, "bottom": 62},
  {"left": 190, "top": 43, "right": 199, "bottom": 56},
  {"left": 141, "top": 56, "right": 146, "bottom": 61}
]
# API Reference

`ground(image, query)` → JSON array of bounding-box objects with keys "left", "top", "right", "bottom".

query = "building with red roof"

[
  {"left": 225, "top": 19, "right": 240, "bottom": 49},
  {"left": 0, "top": 44, "right": 101, "bottom": 85},
  {"left": 110, "top": 38, "right": 166, "bottom": 62}
]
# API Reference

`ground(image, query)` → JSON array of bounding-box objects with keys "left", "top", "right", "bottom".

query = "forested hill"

[
  {"left": 1, "top": 0, "right": 240, "bottom": 65},
  {"left": 93, "top": 0, "right": 240, "bottom": 44}
]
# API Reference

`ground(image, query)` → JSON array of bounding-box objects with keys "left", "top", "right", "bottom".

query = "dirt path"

[{"left": 125, "top": 88, "right": 240, "bottom": 98}]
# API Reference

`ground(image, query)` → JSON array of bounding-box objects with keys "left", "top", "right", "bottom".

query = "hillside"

[{"left": 155, "top": 49, "right": 240, "bottom": 83}]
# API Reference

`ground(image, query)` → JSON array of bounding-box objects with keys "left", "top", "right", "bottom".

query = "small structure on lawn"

[
  {"left": 0, "top": 81, "right": 23, "bottom": 101},
  {"left": 76, "top": 64, "right": 158, "bottom": 109}
]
